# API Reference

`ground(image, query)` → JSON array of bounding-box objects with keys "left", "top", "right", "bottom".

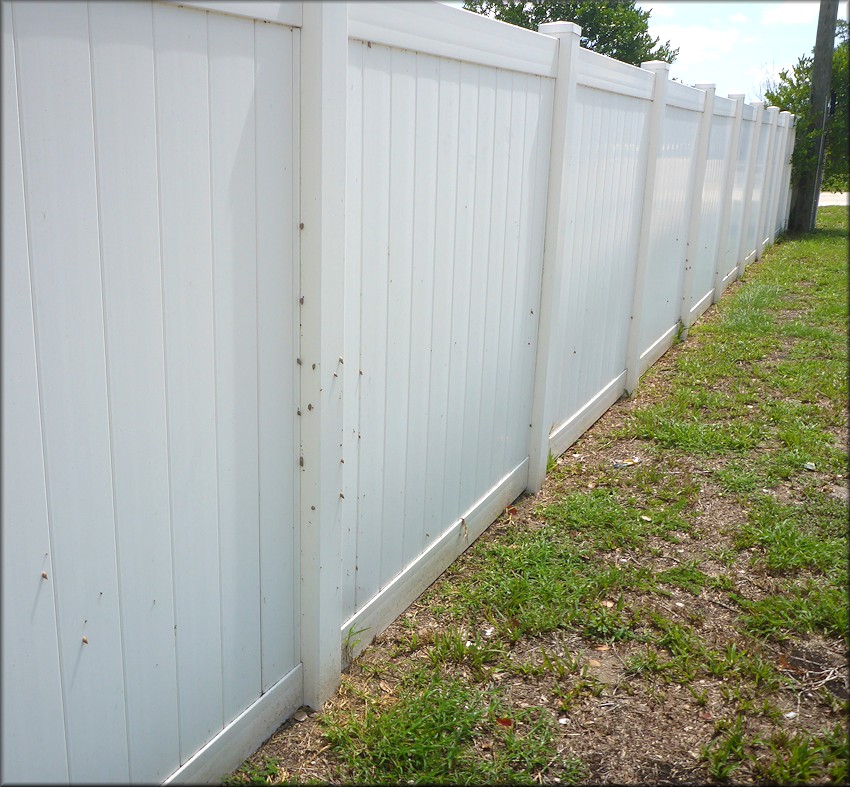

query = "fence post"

[
  {"left": 735, "top": 101, "right": 764, "bottom": 276},
  {"left": 299, "top": 0, "right": 347, "bottom": 709},
  {"left": 755, "top": 106, "right": 780, "bottom": 260},
  {"left": 712, "top": 93, "right": 745, "bottom": 304},
  {"left": 678, "top": 83, "right": 715, "bottom": 339},
  {"left": 527, "top": 21, "right": 582, "bottom": 494},
  {"left": 624, "top": 60, "right": 669, "bottom": 396}
]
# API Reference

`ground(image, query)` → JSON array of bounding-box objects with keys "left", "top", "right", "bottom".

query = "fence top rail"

[
  {"left": 162, "top": 0, "right": 301, "bottom": 27},
  {"left": 666, "top": 79, "right": 705, "bottom": 112},
  {"left": 575, "top": 46, "right": 653, "bottom": 100},
  {"left": 347, "top": 1, "right": 558, "bottom": 77},
  {"left": 712, "top": 94, "right": 737, "bottom": 118},
  {"left": 741, "top": 102, "right": 757, "bottom": 122}
]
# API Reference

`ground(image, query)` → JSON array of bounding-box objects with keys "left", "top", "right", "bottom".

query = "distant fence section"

[{"left": 1, "top": 1, "right": 795, "bottom": 783}]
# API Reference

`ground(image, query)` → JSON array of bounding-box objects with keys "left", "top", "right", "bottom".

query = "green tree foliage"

[
  {"left": 763, "top": 20, "right": 848, "bottom": 192},
  {"left": 462, "top": 0, "right": 678, "bottom": 66}
]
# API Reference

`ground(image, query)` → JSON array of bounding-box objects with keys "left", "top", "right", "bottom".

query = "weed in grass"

[
  {"left": 705, "top": 547, "right": 738, "bottom": 567},
  {"left": 624, "top": 646, "right": 666, "bottom": 678},
  {"left": 734, "top": 582, "right": 849, "bottom": 643},
  {"left": 554, "top": 677, "right": 605, "bottom": 711},
  {"left": 321, "top": 671, "right": 585, "bottom": 785},
  {"left": 752, "top": 727, "right": 848, "bottom": 784},
  {"left": 688, "top": 685, "right": 709, "bottom": 706},
  {"left": 541, "top": 647, "right": 580, "bottom": 678},
  {"left": 581, "top": 606, "right": 636, "bottom": 643},
  {"left": 624, "top": 405, "right": 766, "bottom": 454},
  {"left": 706, "top": 573, "right": 734, "bottom": 592},
  {"left": 538, "top": 490, "right": 644, "bottom": 551},
  {"left": 223, "top": 757, "right": 282, "bottom": 785},
  {"left": 656, "top": 561, "right": 709, "bottom": 595},
  {"left": 701, "top": 717, "right": 746, "bottom": 780},
  {"left": 714, "top": 462, "right": 760, "bottom": 494},
  {"left": 321, "top": 673, "right": 485, "bottom": 783}
]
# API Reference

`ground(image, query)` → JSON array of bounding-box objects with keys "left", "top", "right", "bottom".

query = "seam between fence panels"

[{"left": 150, "top": 1, "right": 184, "bottom": 762}]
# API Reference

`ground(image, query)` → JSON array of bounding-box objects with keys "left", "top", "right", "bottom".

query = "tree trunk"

[{"left": 787, "top": 0, "right": 839, "bottom": 233}]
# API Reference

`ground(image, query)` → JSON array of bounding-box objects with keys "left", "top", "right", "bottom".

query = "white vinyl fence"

[{"left": 2, "top": 1, "right": 795, "bottom": 783}]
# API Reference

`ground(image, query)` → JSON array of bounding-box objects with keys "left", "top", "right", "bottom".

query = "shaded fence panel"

[
  {"left": 342, "top": 34, "right": 552, "bottom": 628},
  {"left": 688, "top": 105, "right": 735, "bottom": 317},
  {"left": 720, "top": 103, "right": 755, "bottom": 290},
  {"left": 2, "top": 1, "right": 301, "bottom": 783},
  {"left": 744, "top": 108, "right": 772, "bottom": 263},
  {"left": 549, "top": 80, "right": 650, "bottom": 453},
  {"left": 638, "top": 98, "right": 702, "bottom": 361}
]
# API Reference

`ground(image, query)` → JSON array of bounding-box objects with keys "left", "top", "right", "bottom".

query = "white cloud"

[
  {"left": 645, "top": 2, "right": 677, "bottom": 19},
  {"left": 653, "top": 23, "right": 742, "bottom": 69},
  {"left": 760, "top": 2, "right": 819, "bottom": 26},
  {"left": 729, "top": 12, "right": 748, "bottom": 25}
]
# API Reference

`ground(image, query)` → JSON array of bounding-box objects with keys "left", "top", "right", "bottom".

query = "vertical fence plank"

[
  {"left": 1, "top": 2, "right": 69, "bottom": 779},
  {"left": 382, "top": 46, "right": 416, "bottom": 585},
  {"left": 440, "top": 60, "right": 478, "bottom": 534},
  {"left": 11, "top": 2, "right": 131, "bottom": 779},
  {"left": 510, "top": 76, "right": 551, "bottom": 473},
  {"left": 208, "top": 10, "right": 262, "bottom": 724},
  {"left": 462, "top": 65, "right": 496, "bottom": 514},
  {"left": 357, "top": 41, "right": 390, "bottom": 608},
  {"left": 422, "top": 56, "right": 460, "bottom": 543},
  {"left": 527, "top": 21, "right": 581, "bottom": 493},
  {"left": 87, "top": 2, "right": 180, "bottom": 780},
  {"left": 153, "top": 2, "right": 224, "bottom": 761},
  {"left": 492, "top": 72, "right": 530, "bottom": 484},
  {"left": 402, "top": 51, "right": 440, "bottom": 567},
  {"left": 471, "top": 65, "right": 509, "bottom": 503}
]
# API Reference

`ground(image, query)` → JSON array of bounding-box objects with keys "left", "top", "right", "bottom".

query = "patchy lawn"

[{"left": 226, "top": 207, "right": 848, "bottom": 785}]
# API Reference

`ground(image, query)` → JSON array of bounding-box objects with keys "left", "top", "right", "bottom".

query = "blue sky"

[{"left": 442, "top": 1, "right": 848, "bottom": 103}]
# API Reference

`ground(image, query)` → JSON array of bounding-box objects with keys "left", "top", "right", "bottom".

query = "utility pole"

[{"left": 787, "top": 0, "right": 839, "bottom": 233}]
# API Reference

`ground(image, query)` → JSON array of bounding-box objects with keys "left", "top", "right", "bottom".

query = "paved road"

[{"left": 819, "top": 192, "right": 849, "bottom": 206}]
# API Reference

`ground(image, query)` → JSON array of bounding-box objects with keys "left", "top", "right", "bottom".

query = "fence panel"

[
  {"left": 638, "top": 89, "right": 703, "bottom": 365},
  {"left": 718, "top": 103, "right": 755, "bottom": 290},
  {"left": 342, "top": 30, "right": 552, "bottom": 638},
  {"left": 744, "top": 107, "right": 772, "bottom": 264},
  {"left": 2, "top": 1, "right": 302, "bottom": 783},
  {"left": 687, "top": 99, "right": 736, "bottom": 319},
  {"left": 546, "top": 54, "right": 652, "bottom": 455}
]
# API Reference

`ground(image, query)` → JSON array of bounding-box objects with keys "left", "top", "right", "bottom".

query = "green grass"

[
  {"left": 702, "top": 720, "right": 848, "bottom": 785},
  {"left": 320, "top": 671, "right": 586, "bottom": 784},
  {"left": 735, "top": 581, "right": 849, "bottom": 643}
]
